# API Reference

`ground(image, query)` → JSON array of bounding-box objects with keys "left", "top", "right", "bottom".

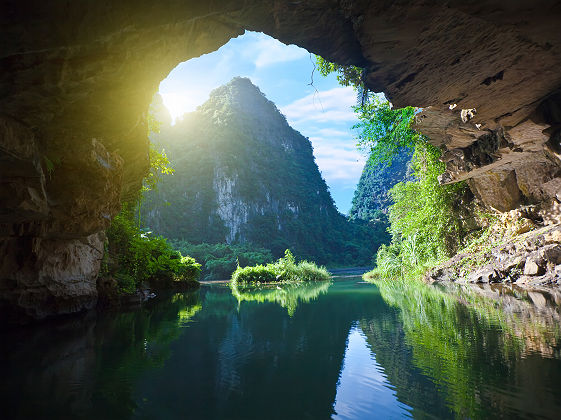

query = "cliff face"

[
  {"left": 143, "top": 78, "right": 380, "bottom": 264},
  {"left": 2, "top": 1, "right": 561, "bottom": 318},
  {"left": 349, "top": 148, "right": 413, "bottom": 221}
]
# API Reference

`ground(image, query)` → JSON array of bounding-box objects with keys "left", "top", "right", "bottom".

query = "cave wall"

[{"left": 2, "top": 0, "right": 561, "bottom": 319}]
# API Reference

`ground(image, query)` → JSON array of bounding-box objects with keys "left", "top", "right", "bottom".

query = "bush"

[
  {"left": 230, "top": 250, "right": 331, "bottom": 286},
  {"left": 170, "top": 240, "right": 274, "bottom": 280},
  {"left": 105, "top": 205, "right": 201, "bottom": 294},
  {"left": 372, "top": 142, "right": 469, "bottom": 280},
  {"left": 231, "top": 265, "right": 278, "bottom": 284}
]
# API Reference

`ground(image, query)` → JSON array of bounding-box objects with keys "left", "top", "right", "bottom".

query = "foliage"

[
  {"left": 230, "top": 249, "right": 331, "bottom": 286},
  {"left": 102, "top": 94, "right": 202, "bottom": 295},
  {"left": 316, "top": 55, "right": 418, "bottom": 165},
  {"left": 143, "top": 146, "right": 174, "bottom": 193},
  {"left": 372, "top": 142, "right": 468, "bottom": 279},
  {"left": 352, "top": 98, "right": 418, "bottom": 166},
  {"left": 316, "top": 56, "right": 364, "bottom": 88},
  {"left": 105, "top": 205, "right": 201, "bottom": 295},
  {"left": 316, "top": 56, "right": 471, "bottom": 278},
  {"left": 170, "top": 240, "right": 273, "bottom": 280}
]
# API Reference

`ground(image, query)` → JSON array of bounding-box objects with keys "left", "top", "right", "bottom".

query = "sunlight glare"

[{"left": 160, "top": 91, "right": 208, "bottom": 123}]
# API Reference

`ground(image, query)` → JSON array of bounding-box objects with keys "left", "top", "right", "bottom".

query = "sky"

[{"left": 158, "top": 31, "right": 367, "bottom": 214}]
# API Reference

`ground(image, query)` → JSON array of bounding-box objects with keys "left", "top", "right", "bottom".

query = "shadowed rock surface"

[{"left": 2, "top": 0, "right": 561, "bottom": 318}]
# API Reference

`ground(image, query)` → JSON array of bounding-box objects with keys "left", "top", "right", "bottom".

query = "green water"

[{"left": 1, "top": 276, "right": 560, "bottom": 419}]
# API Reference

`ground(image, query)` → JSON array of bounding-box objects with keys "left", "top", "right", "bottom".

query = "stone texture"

[
  {"left": 426, "top": 224, "right": 561, "bottom": 288},
  {"left": 516, "top": 160, "right": 561, "bottom": 202},
  {"left": 2, "top": 1, "right": 561, "bottom": 318},
  {"left": 0, "top": 232, "right": 104, "bottom": 322},
  {"left": 467, "top": 170, "right": 521, "bottom": 212},
  {"left": 524, "top": 257, "right": 545, "bottom": 276},
  {"left": 542, "top": 178, "right": 561, "bottom": 201}
]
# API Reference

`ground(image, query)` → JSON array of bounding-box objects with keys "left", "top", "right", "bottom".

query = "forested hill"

[
  {"left": 142, "top": 77, "right": 386, "bottom": 265},
  {"left": 349, "top": 148, "right": 412, "bottom": 222}
]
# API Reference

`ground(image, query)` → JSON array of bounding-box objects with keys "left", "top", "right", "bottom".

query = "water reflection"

[
  {"left": 333, "top": 325, "right": 412, "bottom": 419},
  {"left": 0, "top": 291, "right": 202, "bottom": 419},
  {"left": 0, "top": 277, "right": 560, "bottom": 419},
  {"left": 230, "top": 280, "right": 331, "bottom": 315},
  {"left": 367, "top": 278, "right": 561, "bottom": 419}
]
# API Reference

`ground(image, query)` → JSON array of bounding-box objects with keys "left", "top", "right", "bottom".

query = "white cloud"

[
  {"left": 280, "top": 87, "right": 357, "bottom": 124},
  {"left": 240, "top": 32, "right": 309, "bottom": 68},
  {"left": 316, "top": 128, "right": 350, "bottom": 138},
  {"left": 310, "top": 138, "right": 367, "bottom": 182}
]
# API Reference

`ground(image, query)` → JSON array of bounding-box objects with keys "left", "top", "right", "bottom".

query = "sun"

[{"left": 159, "top": 92, "right": 202, "bottom": 123}]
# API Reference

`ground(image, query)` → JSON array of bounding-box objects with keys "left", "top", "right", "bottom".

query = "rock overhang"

[{"left": 2, "top": 0, "right": 561, "bottom": 318}]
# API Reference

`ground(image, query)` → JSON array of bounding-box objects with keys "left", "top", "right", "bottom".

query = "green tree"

[{"left": 316, "top": 56, "right": 469, "bottom": 277}]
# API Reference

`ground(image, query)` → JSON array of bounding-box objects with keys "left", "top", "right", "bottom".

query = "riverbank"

[{"left": 425, "top": 223, "right": 561, "bottom": 288}]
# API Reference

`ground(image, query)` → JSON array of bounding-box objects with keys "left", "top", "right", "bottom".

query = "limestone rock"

[
  {"left": 524, "top": 257, "right": 546, "bottom": 276},
  {"left": 0, "top": 232, "right": 104, "bottom": 322},
  {"left": 2, "top": 1, "right": 561, "bottom": 318},
  {"left": 542, "top": 178, "right": 561, "bottom": 201},
  {"left": 467, "top": 170, "right": 521, "bottom": 212},
  {"left": 467, "top": 266, "right": 500, "bottom": 284},
  {"left": 429, "top": 224, "right": 561, "bottom": 288}
]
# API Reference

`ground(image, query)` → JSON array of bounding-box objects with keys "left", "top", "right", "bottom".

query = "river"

[{"left": 1, "top": 274, "right": 560, "bottom": 419}]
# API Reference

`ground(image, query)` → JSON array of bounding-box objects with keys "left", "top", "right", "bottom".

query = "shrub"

[
  {"left": 170, "top": 240, "right": 274, "bottom": 280},
  {"left": 372, "top": 142, "right": 469, "bottom": 280},
  {"left": 230, "top": 249, "right": 331, "bottom": 286},
  {"left": 105, "top": 205, "right": 201, "bottom": 294},
  {"left": 231, "top": 265, "right": 278, "bottom": 284}
]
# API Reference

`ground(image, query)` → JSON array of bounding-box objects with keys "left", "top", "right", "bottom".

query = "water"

[{"left": 1, "top": 275, "right": 561, "bottom": 419}]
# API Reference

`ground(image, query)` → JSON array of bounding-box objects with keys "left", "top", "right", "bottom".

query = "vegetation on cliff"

[
  {"left": 142, "top": 78, "right": 386, "bottom": 267},
  {"left": 373, "top": 141, "right": 470, "bottom": 279},
  {"left": 349, "top": 147, "right": 412, "bottom": 222},
  {"left": 317, "top": 57, "right": 471, "bottom": 279},
  {"left": 230, "top": 249, "right": 331, "bottom": 286}
]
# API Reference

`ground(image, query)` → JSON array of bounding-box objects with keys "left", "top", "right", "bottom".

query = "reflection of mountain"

[
  {"left": 231, "top": 280, "right": 331, "bottom": 316},
  {"left": 138, "top": 283, "right": 361, "bottom": 419},
  {"left": 333, "top": 325, "right": 413, "bottom": 419}
]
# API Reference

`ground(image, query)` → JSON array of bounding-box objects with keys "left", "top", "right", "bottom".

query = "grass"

[{"left": 230, "top": 249, "right": 331, "bottom": 286}]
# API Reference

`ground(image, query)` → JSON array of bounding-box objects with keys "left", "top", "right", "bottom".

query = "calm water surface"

[{"left": 1, "top": 275, "right": 561, "bottom": 419}]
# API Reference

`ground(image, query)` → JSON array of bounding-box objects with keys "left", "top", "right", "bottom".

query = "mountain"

[
  {"left": 349, "top": 148, "right": 413, "bottom": 222},
  {"left": 142, "top": 77, "right": 386, "bottom": 265}
]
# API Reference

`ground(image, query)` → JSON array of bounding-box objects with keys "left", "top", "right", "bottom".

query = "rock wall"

[{"left": 2, "top": 0, "right": 561, "bottom": 318}]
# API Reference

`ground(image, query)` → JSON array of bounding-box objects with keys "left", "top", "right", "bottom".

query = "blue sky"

[{"left": 158, "top": 31, "right": 367, "bottom": 214}]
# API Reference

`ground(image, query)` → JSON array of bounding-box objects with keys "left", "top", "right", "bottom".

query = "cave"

[{"left": 2, "top": 1, "right": 561, "bottom": 320}]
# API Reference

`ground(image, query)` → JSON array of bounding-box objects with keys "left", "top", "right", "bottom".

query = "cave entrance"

[
  {"left": 151, "top": 31, "right": 365, "bottom": 215},
  {"left": 136, "top": 30, "right": 380, "bottom": 269}
]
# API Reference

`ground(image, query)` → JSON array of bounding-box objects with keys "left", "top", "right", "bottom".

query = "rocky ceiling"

[{"left": 1, "top": 0, "right": 561, "bottom": 319}]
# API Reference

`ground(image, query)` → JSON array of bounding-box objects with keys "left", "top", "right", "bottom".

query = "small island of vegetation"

[{"left": 230, "top": 249, "right": 331, "bottom": 285}]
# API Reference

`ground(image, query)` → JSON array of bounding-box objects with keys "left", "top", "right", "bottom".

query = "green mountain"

[
  {"left": 349, "top": 148, "right": 412, "bottom": 222},
  {"left": 142, "top": 77, "right": 386, "bottom": 265}
]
